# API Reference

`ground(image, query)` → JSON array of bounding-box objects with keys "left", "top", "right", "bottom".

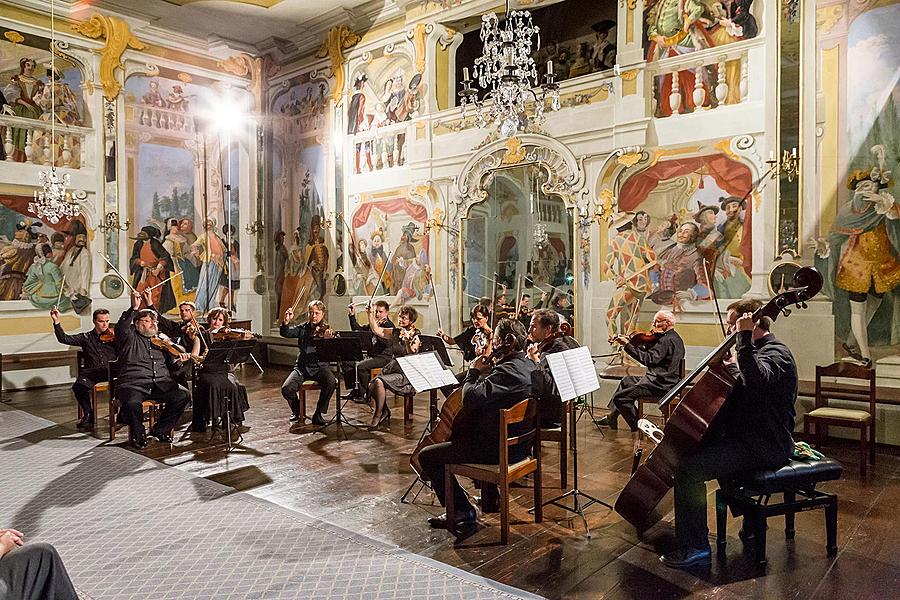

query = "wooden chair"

[
  {"left": 446, "top": 398, "right": 543, "bottom": 544},
  {"left": 296, "top": 381, "right": 320, "bottom": 423},
  {"left": 540, "top": 399, "right": 569, "bottom": 489},
  {"left": 371, "top": 366, "right": 416, "bottom": 423},
  {"left": 637, "top": 358, "right": 685, "bottom": 432},
  {"left": 804, "top": 361, "right": 876, "bottom": 476},
  {"left": 107, "top": 359, "right": 163, "bottom": 443},
  {"left": 75, "top": 351, "right": 109, "bottom": 428}
]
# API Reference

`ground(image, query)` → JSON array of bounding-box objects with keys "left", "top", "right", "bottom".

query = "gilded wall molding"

[
  {"left": 316, "top": 25, "right": 361, "bottom": 102},
  {"left": 408, "top": 22, "right": 432, "bottom": 75},
  {"left": 72, "top": 14, "right": 146, "bottom": 100},
  {"left": 219, "top": 54, "right": 276, "bottom": 112}
]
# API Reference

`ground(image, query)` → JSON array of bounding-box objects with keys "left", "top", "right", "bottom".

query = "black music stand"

[
  {"left": 201, "top": 338, "right": 257, "bottom": 453},
  {"left": 312, "top": 337, "right": 365, "bottom": 436},
  {"left": 418, "top": 335, "right": 453, "bottom": 367},
  {"left": 335, "top": 330, "right": 376, "bottom": 398}
]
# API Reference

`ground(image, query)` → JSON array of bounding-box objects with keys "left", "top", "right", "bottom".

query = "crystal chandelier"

[
  {"left": 458, "top": 2, "right": 560, "bottom": 137},
  {"left": 533, "top": 222, "right": 549, "bottom": 248},
  {"left": 29, "top": 0, "right": 80, "bottom": 225}
]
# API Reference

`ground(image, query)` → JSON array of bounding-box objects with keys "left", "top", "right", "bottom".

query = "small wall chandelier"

[
  {"left": 29, "top": 0, "right": 80, "bottom": 225},
  {"left": 458, "top": 1, "right": 560, "bottom": 137}
]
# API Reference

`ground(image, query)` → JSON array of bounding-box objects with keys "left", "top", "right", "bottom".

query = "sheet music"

[
  {"left": 396, "top": 352, "right": 458, "bottom": 393},
  {"left": 545, "top": 346, "right": 601, "bottom": 401}
]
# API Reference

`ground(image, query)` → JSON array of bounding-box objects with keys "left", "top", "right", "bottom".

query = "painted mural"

[
  {"left": 347, "top": 53, "right": 422, "bottom": 174},
  {"left": 644, "top": 0, "right": 759, "bottom": 115},
  {"left": 814, "top": 2, "right": 900, "bottom": 368},
  {"left": 347, "top": 193, "right": 431, "bottom": 306},
  {"left": 0, "top": 31, "right": 86, "bottom": 164},
  {"left": 606, "top": 153, "right": 753, "bottom": 336}
]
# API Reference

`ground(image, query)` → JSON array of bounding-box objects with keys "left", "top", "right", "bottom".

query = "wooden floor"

[{"left": 5, "top": 369, "right": 900, "bottom": 599}]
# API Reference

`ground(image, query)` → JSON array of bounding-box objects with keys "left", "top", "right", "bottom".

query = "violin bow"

[
  {"left": 100, "top": 254, "right": 136, "bottom": 293},
  {"left": 146, "top": 270, "right": 183, "bottom": 292},
  {"left": 703, "top": 258, "right": 727, "bottom": 339},
  {"left": 55, "top": 274, "right": 66, "bottom": 309},
  {"left": 369, "top": 244, "right": 399, "bottom": 308},
  {"left": 428, "top": 272, "right": 443, "bottom": 333},
  {"left": 489, "top": 272, "right": 499, "bottom": 331}
]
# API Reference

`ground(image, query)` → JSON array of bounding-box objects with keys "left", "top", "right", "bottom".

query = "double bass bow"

[{"left": 614, "top": 266, "right": 823, "bottom": 530}]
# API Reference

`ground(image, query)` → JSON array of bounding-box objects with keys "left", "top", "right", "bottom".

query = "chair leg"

[
  {"left": 299, "top": 389, "right": 307, "bottom": 421},
  {"left": 404, "top": 394, "right": 413, "bottom": 423},
  {"left": 445, "top": 467, "right": 455, "bottom": 534},
  {"left": 715, "top": 490, "right": 727, "bottom": 552},
  {"left": 500, "top": 479, "right": 510, "bottom": 545},
  {"left": 825, "top": 496, "right": 838, "bottom": 557},
  {"left": 784, "top": 491, "right": 795, "bottom": 539},
  {"left": 860, "top": 425, "right": 867, "bottom": 477},
  {"left": 870, "top": 422, "right": 876, "bottom": 465},
  {"left": 109, "top": 400, "right": 116, "bottom": 442},
  {"left": 754, "top": 510, "right": 768, "bottom": 566}
]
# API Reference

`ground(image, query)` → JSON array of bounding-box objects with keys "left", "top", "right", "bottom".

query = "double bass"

[{"left": 614, "top": 267, "right": 823, "bottom": 530}]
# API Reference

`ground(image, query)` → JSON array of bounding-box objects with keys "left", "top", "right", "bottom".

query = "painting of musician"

[
  {"left": 22, "top": 243, "right": 72, "bottom": 311},
  {"left": 389, "top": 223, "right": 419, "bottom": 295},
  {"left": 305, "top": 215, "right": 328, "bottom": 301},
  {"left": 192, "top": 219, "right": 227, "bottom": 314},
  {"left": 0, "top": 221, "right": 39, "bottom": 301},
  {"left": 648, "top": 222, "right": 710, "bottom": 309},
  {"left": 130, "top": 225, "right": 176, "bottom": 314}
]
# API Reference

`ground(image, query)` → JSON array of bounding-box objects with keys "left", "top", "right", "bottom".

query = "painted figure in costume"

[
  {"left": 166, "top": 85, "right": 189, "bottom": 111},
  {"left": 0, "top": 221, "right": 39, "bottom": 301},
  {"left": 605, "top": 211, "right": 656, "bottom": 341},
  {"left": 37, "top": 67, "right": 81, "bottom": 126},
  {"left": 278, "top": 228, "right": 314, "bottom": 321},
  {"left": 591, "top": 21, "right": 617, "bottom": 71},
  {"left": 649, "top": 222, "right": 710, "bottom": 308},
  {"left": 396, "top": 248, "right": 430, "bottom": 305},
  {"left": 61, "top": 226, "right": 91, "bottom": 297},
  {"left": 22, "top": 244, "right": 72, "bottom": 311},
  {"left": 369, "top": 229, "right": 391, "bottom": 294},
  {"left": 693, "top": 202, "right": 722, "bottom": 272},
  {"left": 273, "top": 230, "right": 288, "bottom": 305},
  {"left": 347, "top": 74, "right": 367, "bottom": 135},
  {"left": 825, "top": 145, "right": 900, "bottom": 367},
  {"left": 350, "top": 237, "right": 372, "bottom": 295},
  {"left": 50, "top": 233, "right": 67, "bottom": 265},
  {"left": 142, "top": 80, "right": 166, "bottom": 107},
  {"left": 3, "top": 58, "right": 44, "bottom": 161},
  {"left": 305, "top": 215, "right": 329, "bottom": 301},
  {"left": 163, "top": 219, "right": 197, "bottom": 302},
  {"left": 223, "top": 224, "right": 240, "bottom": 309},
  {"left": 130, "top": 225, "right": 176, "bottom": 313},
  {"left": 192, "top": 218, "right": 227, "bottom": 313},
  {"left": 390, "top": 223, "right": 419, "bottom": 296},
  {"left": 178, "top": 218, "right": 198, "bottom": 245},
  {"left": 714, "top": 196, "right": 751, "bottom": 297}
]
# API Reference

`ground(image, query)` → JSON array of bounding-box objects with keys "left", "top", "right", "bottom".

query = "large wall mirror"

[{"left": 461, "top": 163, "right": 575, "bottom": 326}]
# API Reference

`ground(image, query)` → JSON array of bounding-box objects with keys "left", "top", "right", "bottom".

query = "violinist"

[
  {"left": 661, "top": 299, "right": 797, "bottom": 569},
  {"left": 366, "top": 304, "right": 421, "bottom": 429},
  {"left": 50, "top": 307, "right": 117, "bottom": 429},
  {"left": 527, "top": 308, "right": 580, "bottom": 428},
  {"left": 435, "top": 304, "right": 492, "bottom": 395},
  {"left": 517, "top": 294, "right": 533, "bottom": 327},
  {"left": 597, "top": 309, "right": 684, "bottom": 431},
  {"left": 341, "top": 300, "right": 395, "bottom": 403},
  {"left": 417, "top": 318, "right": 536, "bottom": 538},
  {"left": 112, "top": 291, "right": 192, "bottom": 449},
  {"left": 280, "top": 300, "right": 336, "bottom": 427},
  {"left": 189, "top": 307, "right": 252, "bottom": 432}
]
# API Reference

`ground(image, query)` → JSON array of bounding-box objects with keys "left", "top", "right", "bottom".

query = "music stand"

[
  {"left": 201, "top": 338, "right": 257, "bottom": 453},
  {"left": 335, "top": 331, "right": 375, "bottom": 397},
  {"left": 418, "top": 335, "right": 453, "bottom": 367},
  {"left": 312, "top": 337, "right": 365, "bottom": 436}
]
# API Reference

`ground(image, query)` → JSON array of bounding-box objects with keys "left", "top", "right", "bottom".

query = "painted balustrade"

[
  {"left": 127, "top": 102, "right": 195, "bottom": 135},
  {"left": 1, "top": 114, "right": 90, "bottom": 169},
  {"left": 348, "top": 120, "right": 411, "bottom": 174}
]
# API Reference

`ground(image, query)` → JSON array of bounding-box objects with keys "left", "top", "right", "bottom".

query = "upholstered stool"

[{"left": 715, "top": 458, "right": 844, "bottom": 566}]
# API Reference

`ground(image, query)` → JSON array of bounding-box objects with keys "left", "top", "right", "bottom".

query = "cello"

[{"left": 614, "top": 266, "right": 823, "bottom": 530}]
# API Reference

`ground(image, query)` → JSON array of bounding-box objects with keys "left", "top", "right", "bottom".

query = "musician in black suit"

[
  {"left": 598, "top": 309, "right": 685, "bottom": 431},
  {"left": 527, "top": 309, "right": 580, "bottom": 428},
  {"left": 341, "top": 300, "right": 394, "bottom": 402},
  {"left": 661, "top": 298, "right": 798, "bottom": 569},
  {"left": 417, "top": 318, "right": 536, "bottom": 537},
  {"left": 280, "top": 300, "right": 336, "bottom": 426}
]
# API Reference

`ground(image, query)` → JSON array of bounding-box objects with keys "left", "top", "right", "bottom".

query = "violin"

[
  {"left": 210, "top": 327, "right": 260, "bottom": 342},
  {"left": 399, "top": 325, "right": 420, "bottom": 352},
  {"left": 99, "top": 329, "right": 116, "bottom": 344},
  {"left": 609, "top": 329, "right": 662, "bottom": 348},
  {"left": 149, "top": 333, "right": 202, "bottom": 364},
  {"left": 472, "top": 325, "right": 492, "bottom": 357},
  {"left": 312, "top": 320, "right": 333, "bottom": 338}
]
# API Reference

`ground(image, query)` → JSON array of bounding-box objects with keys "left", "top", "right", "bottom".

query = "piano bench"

[{"left": 715, "top": 458, "right": 843, "bottom": 566}]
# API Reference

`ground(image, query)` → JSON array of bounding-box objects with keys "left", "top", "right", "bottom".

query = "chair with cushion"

[
  {"left": 716, "top": 457, "right": 843, "bottom": 566},
  {"left": 803, "top": 361, "right": 875, "bottom": 476},
  {"left": 445, "top": 398, "right": 543, "bottom": 544}
]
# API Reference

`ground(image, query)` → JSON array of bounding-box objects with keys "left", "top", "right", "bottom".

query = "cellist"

[
  {"left": 661, "top": 298, "right": 798, "bottom": 569},
  {"left": 597, "top": 309, "right": 684, "bottom": 431},
  {"left": 417, "top": 318, "right": 536, "bottom": 539}
]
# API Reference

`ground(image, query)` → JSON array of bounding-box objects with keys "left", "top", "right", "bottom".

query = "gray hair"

[{"left": 654, "top": 310, "right": 676, "bottom": 327}]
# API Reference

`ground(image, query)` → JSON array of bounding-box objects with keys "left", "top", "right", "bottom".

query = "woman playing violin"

[
  {"left": 597, "top": 309, "right": 685, "bottom": 431},
  {"left": 437, "top": 304, "right": 491, "bottom": 362},
  {"left": 188, "top": 307, "right": 252, "bottom": 433},
  {"left": 366, "top": 304, "right": 421, "bottom": 429},
  {"left": 279, "top": 300, "right": 337, "bottom": 427}
]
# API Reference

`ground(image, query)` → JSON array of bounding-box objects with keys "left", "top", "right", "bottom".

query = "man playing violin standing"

[
  {"left": 50, "top": 307, "right": 117, "bottom": 429},
  {"left": 598, "top": 309, "right": 684, "bottom": 431},
  {"left": 661, "top": 299, "right": 798, "bottom": 569},
  {"left": 280, "top": 300, "right": 336, "bottom": 427},
  {"left": 341, "top": 300, "right": 395, "bottom": 403},
  {"left": 527, "top": 308, "right": 580, "bottom": 428},
  {"left": 418, "top": 318, "right": 536, "bottom": 538},
  {"left": 113, "top": 290, "right": 192, "bottom": 449}
]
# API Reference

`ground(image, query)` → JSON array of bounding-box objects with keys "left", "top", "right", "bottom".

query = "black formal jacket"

[
  {"left": 624, "top": 328, "right": 685, "bottom": 391},
  {"left": 349, "top": 314, "right": 395, "bottom": 358},
  {"left": 453, "top": 351, "right": 537, "bottom": 463},
  {"left": 721, "top": 331, "right": 798, "bottom": 467},
  {"left": 54, "top": 323, "right": 117, "bottom": 370},
  {"left": 280, "top": 321, "right": 323, "bottom": 376},
  {"left": 113, "top": 307, "right": 182, "bottom": 393},
  {"left": 531, "top": 335, "right": 581, "bottom": 426}
]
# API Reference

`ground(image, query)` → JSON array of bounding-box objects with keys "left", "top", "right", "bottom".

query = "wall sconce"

[
  {"left": 424, "top": 217, "right": 459, "bottom": 236},
  {"left": 245, "top": 219, "right": 265, "bottom": 236},
  {"left": 766, "top": 147, "right": 800, "bottom": 183},
  {"left": 97, "top": 211, "right": 130, "bottom": 233}
]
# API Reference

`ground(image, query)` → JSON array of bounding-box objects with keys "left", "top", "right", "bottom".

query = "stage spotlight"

[{"left": 207, "top": 94, "right": 247, "bottom": 134}]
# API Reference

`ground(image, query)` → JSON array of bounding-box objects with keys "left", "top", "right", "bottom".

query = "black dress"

[
  {"left": 196, "top": 354, "right": 250, "bottom": 426},
  {"left": 374, "top": 328, "right": 420, "bottom": 396}
]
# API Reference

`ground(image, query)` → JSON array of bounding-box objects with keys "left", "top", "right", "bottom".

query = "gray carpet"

[{"left": 0, "top": 408, "right": 544, "bottom": 600}]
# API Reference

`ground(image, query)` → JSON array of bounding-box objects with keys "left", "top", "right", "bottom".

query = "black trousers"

[
  {"left": 341, "top": 355, "right": 391, "bottom": 393},
  {"left": 674, "top": 438, "right": 778, "bottom": 549},
  {"left": 281, "top": 367, "right": 336, "bottom": 415},
  {"left": 418, "top": 440, "right": 499, "bottom": 515},
  {"left": 0, "top": 542, "right": 77, "bottom": 600},
  {"left": 116, "top": 381, "right": 190, "bottom": 436},
  {"left": 608, "top": 375, "right": 667, "bottom": 430},
  {"left": 72, "top": 367, "right": 107, "bottom": 416}
]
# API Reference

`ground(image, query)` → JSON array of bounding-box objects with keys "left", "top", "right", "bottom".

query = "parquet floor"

[{"left": 5, "top": 368, "right": 899, "bottom": 599}]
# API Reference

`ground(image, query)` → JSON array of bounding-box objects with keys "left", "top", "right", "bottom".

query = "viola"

[
  {"left": 99, "top": 329, "right": 116, "bottom": 344},
  {"left": 210, "top": 327, "right": 260, "bottom": 342},
  {"left": 398, "top": 325, "right": 421, "bottom": 353},
  {"left": 149, "top": 333, "right": 202, "bottom": 364},
  {"left": 610, "top": 329, "right": 663, "bottom": 348},
  {"left": 614, "top": 266, "right": 824, "bottom": 531}
]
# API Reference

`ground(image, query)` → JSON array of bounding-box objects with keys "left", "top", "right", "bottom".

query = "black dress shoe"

[
  {"left": 76, "top": 414, "right": 94, "bottom": 430},
  {"left": 428, "top": 508, "right": 477, "bottom": 530},
  {"left": 311, "top": 412, "right": 328, "bottom": 426},
  {"left": 289, "top": 414, "right": 301, "bottom": 423},
  {"left": 131, "top": 429, "right": 148, "bottom": 449},
  {"left": 340, "top": 389, "right": 361, "bottom": 400},
  {"left": 596, "top": 415, "right": 618, "bottom": 430},
  {"left": 660, "top": 546, "right": 712, "bottom": 569},
  {"left": 149, "top": 430, "right": 173, "bottom": 444}
]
